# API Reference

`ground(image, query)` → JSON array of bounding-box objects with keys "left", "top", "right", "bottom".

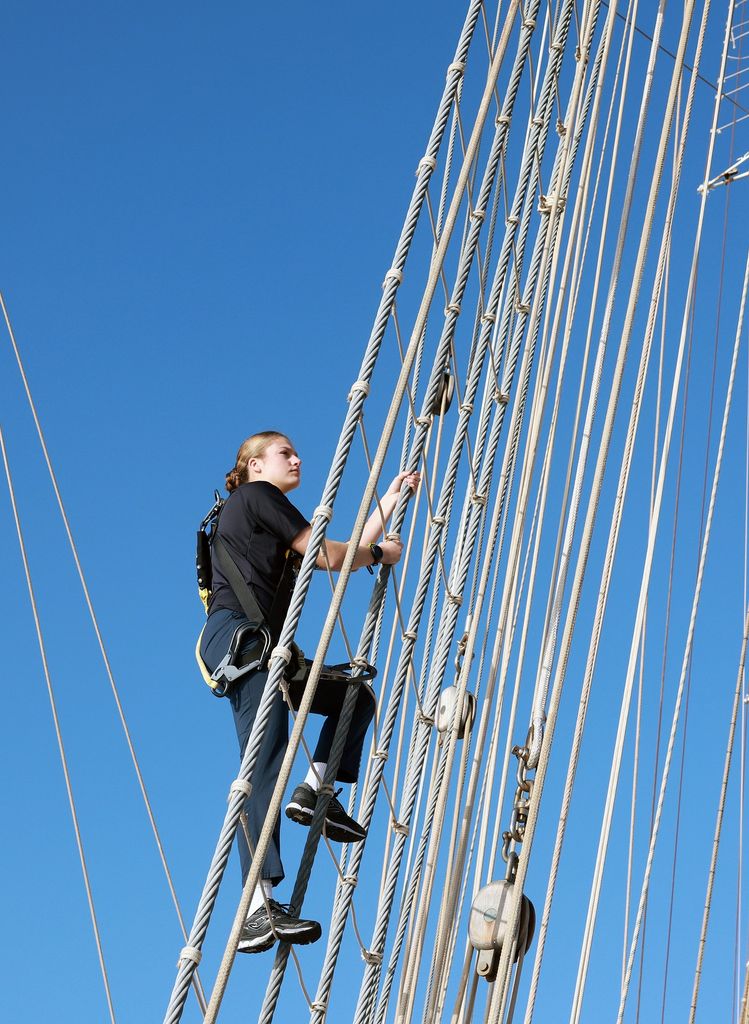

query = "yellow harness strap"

[{"left": 195, "top": 626, "right": 219, "bottom": 691}]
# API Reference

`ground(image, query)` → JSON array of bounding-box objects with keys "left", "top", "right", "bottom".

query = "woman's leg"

[
  {"left": 230, "top": 668, "right": 288, "bottom": 886},
  {"left": 289, "top": 676, "right": 377, "bottom": 785},
  {"left": 201, "top": 610, "right": 288, "bottom": 885}
]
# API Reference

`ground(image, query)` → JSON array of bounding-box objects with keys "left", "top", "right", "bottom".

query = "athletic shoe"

[
  {"left": 285, "top": 782, "right": 367, "bottom": 843},
  {"left": 237, "top": 899, "right": 321, "bottom": 954}
]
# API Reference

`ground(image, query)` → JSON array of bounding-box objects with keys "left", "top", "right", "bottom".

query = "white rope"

[
  {"left": 1, "top": 427, "right": 117, "bottom": 1024},
  {"left": 618, "top": 237, "right": 748, "bottom": 1023},
  {"left": 0, "top": 293, "right": 207, "bottom": 1014},
  {"left": 690, "top": 606, "right": 749, "bottom": 1022}
]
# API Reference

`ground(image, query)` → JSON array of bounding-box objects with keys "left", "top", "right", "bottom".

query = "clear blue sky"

[{"left": 1, "top": 3, "right": 747, "bottom": 1022}]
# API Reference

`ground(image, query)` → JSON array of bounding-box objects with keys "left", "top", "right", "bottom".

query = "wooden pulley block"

[
  {"left": 437, "top": 685, "right": 476, "bottom": 738},
  {"left": 469, "top": 880, "right": 536, "bottom": 980}
]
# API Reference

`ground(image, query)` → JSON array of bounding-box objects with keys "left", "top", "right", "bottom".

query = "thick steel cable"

[
  {"left": 370, "top": 2, "right": 597, "bottom": 1009},
  {"left": 163, "top": 9, "right": 488, "bottom": 1023},
  {"left": 407, "top": 21, "right": 608, "bottom": 1013},
  {"left": 294, "top": 8, "right": 526, "bottom": 1018},
  {"left": 373, "top": 70, "right": 543, "bottom": 1024},
  {"left": 450, "top": 0, "right": 614, "bottom": 950},
  {"left": 487, "top": 0, "right": 704, "bottom": 1016},
  {"left": 569, "top": 4, "right": 728, "bottom": 1017},
  {"left": 478, "top": 4, "right": 618, "bottom": 878},
  {"left": 690, "top": 607, "right": 749, "bottom": 1020},
  {"left": 0, "top": 427, "right": 117, "bottom": 1024},
  {"left": 617, "top": 233, "right": 747, "bottom": 1024},
  {"left": 374, "top": 740, "right": 452, "bottom": 1024},
  {"left": 0, "top": 295, "right": 208, "bottom": 1013},
  {"left": 523, "top": 0, "right": 658, "bottom": 768},
  {"left": 373, "top": 148, "right": 507, "bottom": 999},
  {"left": 258, "top": 425, "right": 433, "bottom": 1018},
  {"left": 351, "top": 9, "right": 580, "bottom": 1014},
  {"left": 309, "top": 8, "right": 549, "bottom": 1015}
]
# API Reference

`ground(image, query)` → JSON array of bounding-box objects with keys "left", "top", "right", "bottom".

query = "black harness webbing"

[{"left": 212, "top": 535, "right": 266, "bottom": 630}]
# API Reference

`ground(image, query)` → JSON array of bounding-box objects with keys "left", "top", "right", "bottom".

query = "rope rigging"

[{"left": 7, "top": 1, "right": 749, "bottom": 1021}]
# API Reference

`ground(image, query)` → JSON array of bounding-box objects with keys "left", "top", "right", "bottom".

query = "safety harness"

[{"left": 194, "top": 492, "right": 377, "bottom": 697}]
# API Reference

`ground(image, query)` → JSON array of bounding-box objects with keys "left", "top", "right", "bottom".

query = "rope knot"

[
  {"left": 417, "top": 155, "right": 437, "bottom": 174},
  {"left": 392, "top": 820, "right": 410, "bottom": 837},
  {"left": 229, "top": 779, "right": 252, "bottom": 802},
  {"left": 362, "top": 949, "right": 383, "bottom": 966},
  {"left": 313, "top": 504, "right": 334, "bottom": 522},
  {"left": 179, "top": 945, "right": 202, "bottom": 966},
  {"left": 415, "top": 415, "right": 432, "bottom": 428},
  {"left": 445, "top": 301, "right": 461, "bottom": 316},
  {"left": 402, "top": 629, "right": 418, "bottom": 642},
  {"left": 348, "top": 379, "right": 370, "bottom": 401},
  {"left": 383, "top": 267, "right": 404, "bottom": 286},
  {"left": 343, "top": 873, "right": 358, "bottom": 888},
  {"left": 446, "top": 61, "right": 465, "bottom": 77},
  {"left": 446, "top": 590, "right": 463, "bottom": 607},
  {"left": 374, "top": 748, "right": 389, "bottom": 762},
  {"left": 270, "top": 645, "right": 292, "bottom": 666}
]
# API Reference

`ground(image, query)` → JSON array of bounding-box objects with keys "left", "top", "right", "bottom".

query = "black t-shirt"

[{"left": 208, "top": 481, "right": 309, "bottom": 620}]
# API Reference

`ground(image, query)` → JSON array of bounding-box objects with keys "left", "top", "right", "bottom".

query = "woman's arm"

[
  {"left": 290, "top": 471, "right": 419, "bottom": 571},
  {"left": 360, "top": 472, "right": 420, "bottom": 547},
  {"left": 290, "top": 527, "right": 402, "bottom": 572}
]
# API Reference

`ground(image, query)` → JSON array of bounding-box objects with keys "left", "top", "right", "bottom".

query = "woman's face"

[{"left": 249, "top": 437, "right": 301, "bottom": 493}]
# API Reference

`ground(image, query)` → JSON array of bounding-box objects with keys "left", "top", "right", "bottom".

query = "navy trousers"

[{"left": 200, "top": 607, "right": 376, "bottom": 886}]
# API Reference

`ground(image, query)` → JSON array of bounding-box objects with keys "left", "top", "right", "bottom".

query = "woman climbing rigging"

[{"left": 198, "top": 431, "right": 419, "bottom": 954}]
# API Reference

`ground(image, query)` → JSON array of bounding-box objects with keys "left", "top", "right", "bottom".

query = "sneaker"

[
  {"left": 237, "top": 899, "right": 321, "bottom": 954},
  {"left": 286, "top": 782, "right": 367, "bottom": 843}
]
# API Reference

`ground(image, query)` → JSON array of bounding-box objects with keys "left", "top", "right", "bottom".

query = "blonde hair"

[{"left": 226, "top": 431, "right": 288, "bottom": 492}]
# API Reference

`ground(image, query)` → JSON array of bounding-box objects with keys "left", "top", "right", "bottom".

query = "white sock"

[
  {"left": 304, "top": 762, "right": 328, "bottom": 792},
  {"left": 247, "top": 879, "right": 273, "bottom": 918}
]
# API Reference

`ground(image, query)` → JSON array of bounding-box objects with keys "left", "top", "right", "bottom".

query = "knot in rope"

[
  {"left": 343, "top": 873, "right": 358, "bottom": 888},
  {"left": 374, "top": 748, "right": 389, "bottom": 762},
  {"left": 348, "top": 379, "right": 370, "bottom": 401},
  {"left": 270, "top": 645, "right": 292, "bottom": 666},
  {"left": 515, "top": 300, "right": 531, "bottom": 315},
  {"left": 385, "top": 531, "right": 400, "bottom": 543},
  {"left": 446, "top": 60, "right": 465, "bottom": 78},
  {"left": 470, "top": 207, "right": 486, "bottom": 223},
  {"left": 417, "top": 155, "right": 437, "bottom": 174},
  {"left": 311, "top": 1001, "right": 328, "bottom": 1013},
  {"left": 417, "top": 709, "right": 435, "bottom": 728},
  {"left": 523, "top": 17, "right": 537, "bottom": 30},
  {"left": 506, "top": 213, "right": 520, "bottom": 226},
  {"left": 445, "top": 301, "right": 461, "bottom": 316},
  {"left": 351, "top": 656, "right": 370, "bottom": 671},
  {"left": 229, "top": 779, "right": 252, "bottom": 800},
  {"left": 402, "top": 629, "right": 418, "bottom": 642},
  {"left": 392, "top": 820, "right": 410, "bottom": 837},
  {"left": 415, "top": 415, "right": 432, "bottom": 429},
  {"left": 481, "top": 312, "right": 496, "bottom": 325},
  {"left": 446, "top": 590, "right": 463, "bottom": 607},
  {"left": 496, "top": 113, "right": 511, "bottom": 126},
  {"left": 362, "top": 949, "right": 383, "bottom": 966},
  {"left": 532, "top": 114, "right": 543, "bottom": 127},
  {"left": 470, "top": 490, "right": 487, "bottom": 506},
  {"left": 432, "top": 515, "right": 446, "bottom": 527},
  {"left": 459, "top": 401, "right": 474, "bottom": 416},
  {"left": 495, "top": 390, "right": 510, "bottom": 405},
  {"left": 179, "top": 946, "right": 202, "bottom": 966},
  {"left": 313, "top": 504, "right": 334, "bottom": 523},
  {"left": 383, "top": 266, "right": 404, "bottom": 286}
]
